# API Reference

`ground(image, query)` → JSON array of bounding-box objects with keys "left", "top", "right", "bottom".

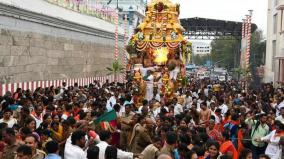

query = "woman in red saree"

[
  {"left": 220, "top": 131, "right": 238, "bottom": 159},
  {"left": 207, "top": 119, "right": 223, "bottom": 145}
]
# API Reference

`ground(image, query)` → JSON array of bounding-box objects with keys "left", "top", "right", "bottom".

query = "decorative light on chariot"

[{"left": 153, "top": 47, "right": 169, "bottom": 65}]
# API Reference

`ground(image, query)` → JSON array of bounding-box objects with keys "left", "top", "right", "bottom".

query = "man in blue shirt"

[{"left": 44, "top": 141, "right": 61, "bottom": 159}]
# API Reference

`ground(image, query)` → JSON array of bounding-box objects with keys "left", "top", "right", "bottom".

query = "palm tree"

[
  {"left": 106, "top": 60, "right": 125, "bottom": 82},
  {"left": 232, "top": 67, "right": 251, "bottom": 81}
]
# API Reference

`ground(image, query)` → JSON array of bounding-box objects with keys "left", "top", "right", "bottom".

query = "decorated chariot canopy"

[{"left": 127, "top": 0, "right": 191, "bottom": 57}]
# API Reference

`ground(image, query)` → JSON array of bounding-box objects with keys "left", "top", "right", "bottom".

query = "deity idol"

[
  {"left": 132, "top": 70, "right": 146, "bottom": 105},
  {"left": 161, "top": 72, "right": 174, "bottom": 101}
]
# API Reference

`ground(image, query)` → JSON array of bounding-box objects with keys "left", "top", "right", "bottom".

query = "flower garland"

[{"left": 136, "top": 41, "right": 181, "bottom": 52}]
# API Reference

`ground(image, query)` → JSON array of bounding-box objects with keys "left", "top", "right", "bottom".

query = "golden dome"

[{"left": 134, "top": 0, "right": 184, "bottom": 43}]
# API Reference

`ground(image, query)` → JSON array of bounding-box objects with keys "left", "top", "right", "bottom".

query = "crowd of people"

[{"left": 0, "top": 78, "right": 284, "bottom": 159}]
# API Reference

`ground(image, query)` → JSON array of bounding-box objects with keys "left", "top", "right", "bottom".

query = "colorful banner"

[{"left": 94, "top": 109, "right": 117, "bottom": 124}]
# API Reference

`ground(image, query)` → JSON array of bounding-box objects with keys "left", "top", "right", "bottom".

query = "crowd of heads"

[{"left": 0, "top": 78, "right": 283, "bottom": 159}]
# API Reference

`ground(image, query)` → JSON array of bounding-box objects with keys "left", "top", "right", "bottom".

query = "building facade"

[
  {"left": 265, "top": 0, "right": 284, "bottom": 84},
  {"left": 99, "top": 0, "right": 146, "bottom": 33},
  {"left": 192, "top": 42, "right": 211, "bottom": 56}
]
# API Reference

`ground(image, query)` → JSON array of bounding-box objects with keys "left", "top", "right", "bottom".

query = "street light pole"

[{"left": 107, "top": 0, "right": 119, "bottom": 10}]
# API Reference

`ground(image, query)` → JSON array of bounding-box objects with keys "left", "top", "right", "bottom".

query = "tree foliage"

[
  {"left": 250, "top": 30, "right": 266, "bottom": 67},
  {"left": 210, "top": 37, "right": 239, "bottom": 69},
  {"left": 192, "top": 54, "right": 210, "bottom": 66},
  {"left": 106, "top": 60, "right": 124, "bottom": 81},
  {"left": 210, "top": 30, "right": 266, "bottom": 70},
  {"left": 106, "top": 60, "right": 124, "bottom": 75}
]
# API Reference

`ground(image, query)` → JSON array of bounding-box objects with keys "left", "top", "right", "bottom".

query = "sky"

[{"left": 171, "top": 0, "right": 268, "bottom": 37}]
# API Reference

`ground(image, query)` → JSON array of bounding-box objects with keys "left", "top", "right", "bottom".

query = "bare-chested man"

[
  {"left": 167, "top": 53, "right": 182, "bottom": 80},
  {"left": 200, "top": 102, "right": 211, "bottom": 126}
]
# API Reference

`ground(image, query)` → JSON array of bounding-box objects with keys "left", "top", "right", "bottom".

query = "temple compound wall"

[{"left": 0, "top": 1, "right": 125, "bottom": 84}]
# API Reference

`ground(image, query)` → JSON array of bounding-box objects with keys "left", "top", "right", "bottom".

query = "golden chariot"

[{"left": 126, "top": 0, "right": 192, "bottom": 104}]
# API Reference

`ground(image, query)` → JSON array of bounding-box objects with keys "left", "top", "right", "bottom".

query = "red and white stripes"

[
  {"left": 246, "top": 11, "right": 253, "bottom": 68},
  {"left": 244, "top": 16, "right": 248, "bottom": 41},
  {"left": 241, "top": 10, "right": 253, "bottom": 68},
  {"left": 123, "top": 14, "right": 128, "bottom": 82},
  {"left": 114, "top": 10, "right": 119, "bottom": 60},
  {"left": 242, "top": 19, "right": 245, "bottom": 39},
  {"left": 0, "top": 74, "right": 124, "bottom": 96}
]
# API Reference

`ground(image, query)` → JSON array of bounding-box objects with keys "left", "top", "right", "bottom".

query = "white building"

[
  {"left": 192, "top": 42, "right": 211, "bottom": 56},
  {"left": 99, "top": 0, "right": 146, "bottom": 33},
  {"left": 264, "top": 0, "right": 284, "bottom": 84}
]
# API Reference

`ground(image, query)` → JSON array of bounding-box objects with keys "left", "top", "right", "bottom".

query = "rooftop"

[{"left": 180, "top": 17, "right": 258, "bottom": 40}]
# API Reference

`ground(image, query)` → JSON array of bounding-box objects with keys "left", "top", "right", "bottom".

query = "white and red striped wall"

[{"left": 0, "top": 74, "right": 124, "bottom": 96}]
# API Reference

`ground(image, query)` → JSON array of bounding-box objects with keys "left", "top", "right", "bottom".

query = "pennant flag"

[{"left": 94, "top": 110, "right": 117, "bottom": 124}]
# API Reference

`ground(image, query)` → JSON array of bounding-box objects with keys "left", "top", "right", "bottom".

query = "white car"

[
  {"left": 197, "top": 72, "right": 209, "bottom": 79},
  {"left": 218, "top": 76, "right": 226, "bottom": 81}
]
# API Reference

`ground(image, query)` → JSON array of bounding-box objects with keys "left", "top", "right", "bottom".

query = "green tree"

[
  {"left": 250, "top": 30, "right": 266, "bottom": 66},
  {"left": 192, "top": 54, "right": 209, "bottom": 66},
  {"left": 106, "top": 60, "right": 124, "bottom": 82},
  {"left": 250, "top": 30, "right": 266, "bottom": 87},
  {"left": 232, "top": 67, "right": 251, "bottom": 81},
  {"left": 232, "top": 67, "right": 243, "bottom": 81},
  {"left": 211, "top": 37, "right": 239, "bottom": 69},
  {"left": 210, "top": 30, "right": 266, "bottom": 70}
]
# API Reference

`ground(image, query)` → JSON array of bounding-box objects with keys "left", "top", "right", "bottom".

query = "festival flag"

[{"left": 94, "top": 109, "right": 117, "bottom": 124}]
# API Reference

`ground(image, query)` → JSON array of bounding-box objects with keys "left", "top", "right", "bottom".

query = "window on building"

[
  {"left": 272, "top": 40, "right": 277, "bottom": 71},
  {"left": 273, "top": 14, "right": 278, "bottom": 34}
]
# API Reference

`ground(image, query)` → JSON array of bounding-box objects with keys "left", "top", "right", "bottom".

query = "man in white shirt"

[
  {"left": 275, "top": 97, "right": 284, "bottom": 117},
  {"left": 204, "top": 86, "right": 209, "bottom": 97},
  {"left": 96, "top": 130, "right": 134, "bottom": 159},
  {"left": 184, "top": 91, "right": 192, "bottom": 109},
  {"left": 59, "top": 82, "right": 68, "bottom": 94},
  {"left": 64, "top": 130, "right": 87, "bottom": 159},
  {"left": 154, "top": 105, "right": 169, "bottom": 118},
  {"left": 30, "top": 105, "right": 43, "bottom": 129},
  {"left": 106, "top": 92, "right": 119, "bottom": 112},
  {"left": 192, "top": 91, "right": 199, "bottom": 99},
  {"left": 213, "top": 108, "right": 222, "bottom": 124},
  {"left": 276, "top": 107, "right": 284, "bottom": 123},
  {"left": 174, "top": 98, "right": 183, "bottom": 116},
  {"left": 218, "top": 99, "right": 228, "bottom": 116},
  {"left": 197, "top": 98, "right": 204, "bottom": 112},
  {"left": 145, "top": 71, "right": 154, "bottom": 101},
  {"left": 0, "top": 108, "right": 17, "bottom": 128}
]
